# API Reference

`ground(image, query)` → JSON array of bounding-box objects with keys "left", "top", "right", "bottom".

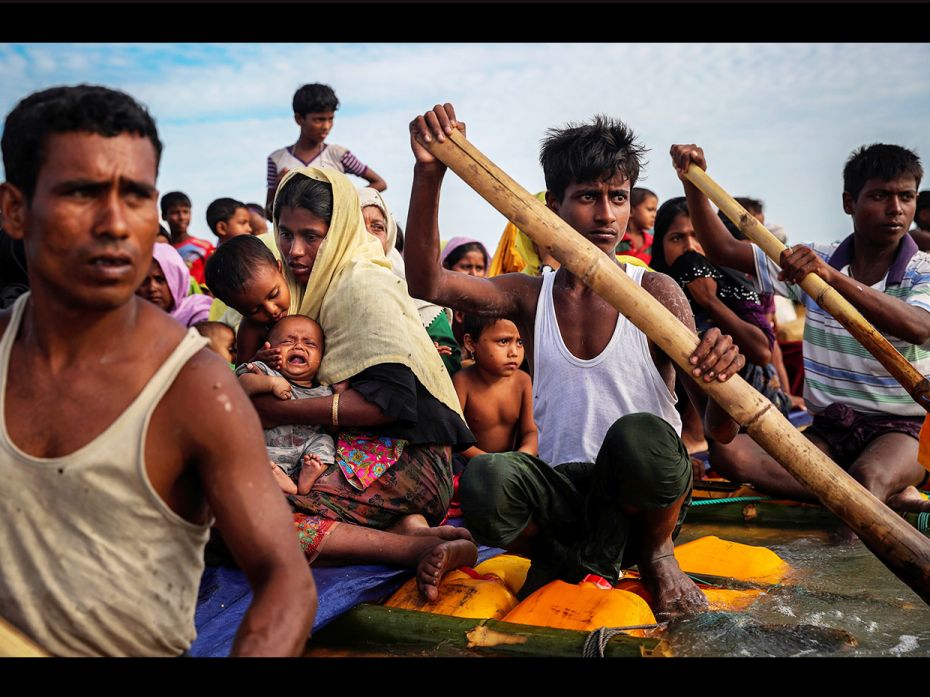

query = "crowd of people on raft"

[{"left": 2, "top": 80, "right": 930, "bottom": 656}]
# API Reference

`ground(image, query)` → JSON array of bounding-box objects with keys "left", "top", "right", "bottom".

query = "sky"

[{"left": 1, "top": 42, "right": 929, "bottom": 251}]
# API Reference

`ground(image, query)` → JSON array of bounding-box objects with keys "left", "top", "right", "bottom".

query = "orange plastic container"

[{"left": 502, "top": 577, "right": 656, "bottom": 637}]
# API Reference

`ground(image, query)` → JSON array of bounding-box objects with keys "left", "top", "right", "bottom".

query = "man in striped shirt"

[
  {"left": 265, "top": 83, "right": 386, "bottom": 217},
  {"left": 670, "top": 142, "right": 930, "bottom": 523}
]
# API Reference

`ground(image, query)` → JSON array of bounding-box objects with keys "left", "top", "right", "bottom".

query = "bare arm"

[
  {"left": 669, "top": 145, "right": 756, "bottom": 274},
  {"left": 238, "top": 367, "right": 292, "bottom": 400},
  {"left": 265, "top": 188, "right": 276, "bottom": 221},
  {"left": 778, "top": 245, "right": 930, "bottom": 345},
  {"left": 360, "top": 166, "right": 387, "bottom": 192},
  {"left": 642, "top": 272, "right": 742, "bottom": 444},
  {"left": 405, "top": 103, "right": 533, "bottom": 318},
  {"left": 685, "top": 276, "right": 772, "bottom": 365},
  {"left": 252, "top": 387, "right": 395, "bottom": 430},
  {"left": 165, "top": 350, "right": 315, "bottom": 656},
  {"left": 516, "top": 372, "right": 539, "bottom": 456}
]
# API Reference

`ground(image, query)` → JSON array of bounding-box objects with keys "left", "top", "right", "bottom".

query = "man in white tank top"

[
  {"left": 0, "top": 86, "right": 315, "bottom": 656},
  {"left": 405, "top": 104, "right": 744, "bottom": 619}
]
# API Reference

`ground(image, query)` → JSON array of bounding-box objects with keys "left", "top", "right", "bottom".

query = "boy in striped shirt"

[
  {"left": 265, "top": 83, "right": 386, "bottom": 217},
  {"left": 670, "top": 142, "right": 930, "bottom": 522}
]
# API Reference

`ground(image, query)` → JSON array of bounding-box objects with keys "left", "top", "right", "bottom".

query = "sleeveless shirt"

[
  {"left": 0, "top": 293, "right": 212, "bottom": 656},
  {"left": 533, "top": 265, "right": 682, "bottom": 465}
]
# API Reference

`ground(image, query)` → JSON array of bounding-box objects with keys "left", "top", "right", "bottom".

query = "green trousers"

[{"left": 459, "top": 412, "right": 692, "bottom": 594}]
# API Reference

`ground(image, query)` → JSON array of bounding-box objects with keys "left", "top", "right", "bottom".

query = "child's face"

[
  {"left": 226, "top": 261, "right": 291, "bottom": 326},
  {"left": 296, "top": 111, "right": 335, "bottom": 143},
  {"left": 164, "top": 204, "right": 191, "bottom": 237},
  {"left": 631, "top": 195, "right": 658, "bottom": 232},
  {"left": 208, "top": 327, "right": 237, "bottom": 364},
  {"left": 467, "top": 319, "right": 524, "bottom": 378},
  {"left": 267, "top": 316, "right": 324, "bottom": 382},
  {"left": 450, "top": 250, "right": 487, "bottom": 277},
  {"left": 136, "top": 259, "right": 173, "bottom": 311},
  {"left": 219, "top": 207, "right": 253, "bottom": 241}
]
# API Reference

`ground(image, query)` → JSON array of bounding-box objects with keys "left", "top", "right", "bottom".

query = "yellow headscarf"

[{"left": 273, "top": 167, "right": 463, "bottom": 417}]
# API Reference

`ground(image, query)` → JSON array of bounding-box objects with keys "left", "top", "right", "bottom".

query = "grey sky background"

[{"left": 2, "top": 43, "right": 928, "bottom": 251}]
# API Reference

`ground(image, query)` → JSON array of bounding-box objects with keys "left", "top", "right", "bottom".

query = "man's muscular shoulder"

[{"left": 641, "top": 271, "right": 696, "bottom": 330}]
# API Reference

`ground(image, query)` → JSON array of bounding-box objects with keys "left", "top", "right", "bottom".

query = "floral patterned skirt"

[{"left": 289, "top": 443, "right": 453, "bottom": 562}]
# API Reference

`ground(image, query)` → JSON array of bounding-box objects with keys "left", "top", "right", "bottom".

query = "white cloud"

[{"left": 2, "top": 42, "right": 929, "bottom": 251}]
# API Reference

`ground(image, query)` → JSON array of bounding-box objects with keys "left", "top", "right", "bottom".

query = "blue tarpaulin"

[{"left": 191, "top": 545, "right": 503, "bottom": 657}]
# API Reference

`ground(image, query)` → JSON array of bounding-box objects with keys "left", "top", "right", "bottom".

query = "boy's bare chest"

[
  {"left": 4, "top": 351, "right": 154, "bottom": 459},
  {"left": 464, "top": 380, "right": 521, "bottom": 427}
]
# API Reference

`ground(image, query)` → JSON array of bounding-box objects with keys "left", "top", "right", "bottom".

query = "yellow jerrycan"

[{"left": 503, "top": 575, "right": 657, "bottom": 637}]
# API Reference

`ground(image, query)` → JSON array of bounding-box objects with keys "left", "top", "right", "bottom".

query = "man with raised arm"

[
  {"left": 0, "top": 85, "right": 315, "bottom": 656},
  {"left": 669, "top": 143, "right": 930, "bottom": 523},
  {"left": 405, "top": 104, "right": 744, "bottom": 618}
]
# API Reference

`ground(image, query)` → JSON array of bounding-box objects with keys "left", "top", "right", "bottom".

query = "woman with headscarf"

[
  {"left": 136, "top": 243, "right": 214, "bottom": 328},
  {"left": 358, "top": 187, "right": 461, "bottom": 375},
  {"left": 251, "top": 167, "right": 477, "bottom": 599}
]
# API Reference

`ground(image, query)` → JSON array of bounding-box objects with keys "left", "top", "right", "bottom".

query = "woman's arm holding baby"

[{"left": 252, "top": 389, "right": 395, "bottom": 430}]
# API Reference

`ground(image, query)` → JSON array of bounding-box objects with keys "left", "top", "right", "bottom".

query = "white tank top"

[
  {"left": 533, "top": 266, "right": 682, "bottom": 465},
  {"left": 0, "top": 293, "right": 212, "bottom": 656}
]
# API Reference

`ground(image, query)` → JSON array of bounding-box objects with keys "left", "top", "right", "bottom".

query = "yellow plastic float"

[
  {"left": 383, "top": 537, "right": 786, "bottom": 625},
  {"left": 384, "top": 569, "right": 518, "bottom": 619},
  {"left": 503, "top": 577, "right": 657, "bottom": 636},
  {"left": 673, "top": 535, "right": 789, "bottom": 584}
]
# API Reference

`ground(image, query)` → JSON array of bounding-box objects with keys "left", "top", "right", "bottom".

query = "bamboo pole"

[
  {"left": 0, "top": 617, "right": 47, "bottom": 657},
  {"left": 420, "top": 127, "right": 930, "bottom": 606},
  {"left": 310, "top": 604, "right": 666, "bottom": 657},
  {"left": 683, "top": 164, "right": 930, "bottom": 412}
]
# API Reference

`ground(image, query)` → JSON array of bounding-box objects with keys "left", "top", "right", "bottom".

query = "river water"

[{"left": 668, "top": 523, "right": 930, "bottom": 657}]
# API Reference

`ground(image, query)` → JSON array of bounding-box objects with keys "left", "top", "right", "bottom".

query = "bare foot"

[
  {"left": 389, "top": 514, "right": 475, "bottom": 542},
  {"left": 270, "top": 461, "right": 297, "bottom": 495},
  {"left": 297, "top": 453, "right": 328, "bottom": 495},
  {"left": 639, "top": 554, "right": 708, "bottom": 621},
  {"left": 887, "top": 485, "right": 930, "bottom": 514},
  {"left": 389, "top": 514, "right": 430, "bottom": 534},
  {"left": 416, "top": 539, "right": 478, "bottom": 601}
]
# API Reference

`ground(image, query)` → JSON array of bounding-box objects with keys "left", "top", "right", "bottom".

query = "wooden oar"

[
  {"left": 420, "top": 127, "right": 930, "bottom": 606},
  {"left": 683, "top": 164, "right": 930, "bottom": 412},
  {"left": 0, "top": 617, "right": 47, "bottom": 657}
]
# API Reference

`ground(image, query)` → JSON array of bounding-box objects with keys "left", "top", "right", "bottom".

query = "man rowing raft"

[
  {"left": 670, "top": 142, "right": 930, "bottom": 531},
  {"left": 404, "top": 104, "right": 746, "bottom": 619}
]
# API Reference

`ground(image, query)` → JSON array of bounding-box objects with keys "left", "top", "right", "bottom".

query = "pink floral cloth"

[{"left": 336, "top": 431, "right": 408, "bottom": 490}]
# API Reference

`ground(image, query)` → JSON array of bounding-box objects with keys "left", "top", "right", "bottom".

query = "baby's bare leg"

[
  {"left": 297, "top": 453, "right": 328, "bottom": 495},
  {"left": 270, "top": 461, "right": 298, "bottom": 495}
]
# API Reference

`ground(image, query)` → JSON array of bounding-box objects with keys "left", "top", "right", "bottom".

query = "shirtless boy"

[
  {"left": 237, "top": 315, "right": 336, "bottom": 496},
  {"left": 453, "top": 315, "right": 537, "bottom": 461},
  {"left": 0, "top": 85, "right": 314, "bottom": 656},
  {"left": 405, "top": 104, "right": 743, "bottom": 617},
  {"left": 670, "top": 142, "right": 930, "bottom": 523}
]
